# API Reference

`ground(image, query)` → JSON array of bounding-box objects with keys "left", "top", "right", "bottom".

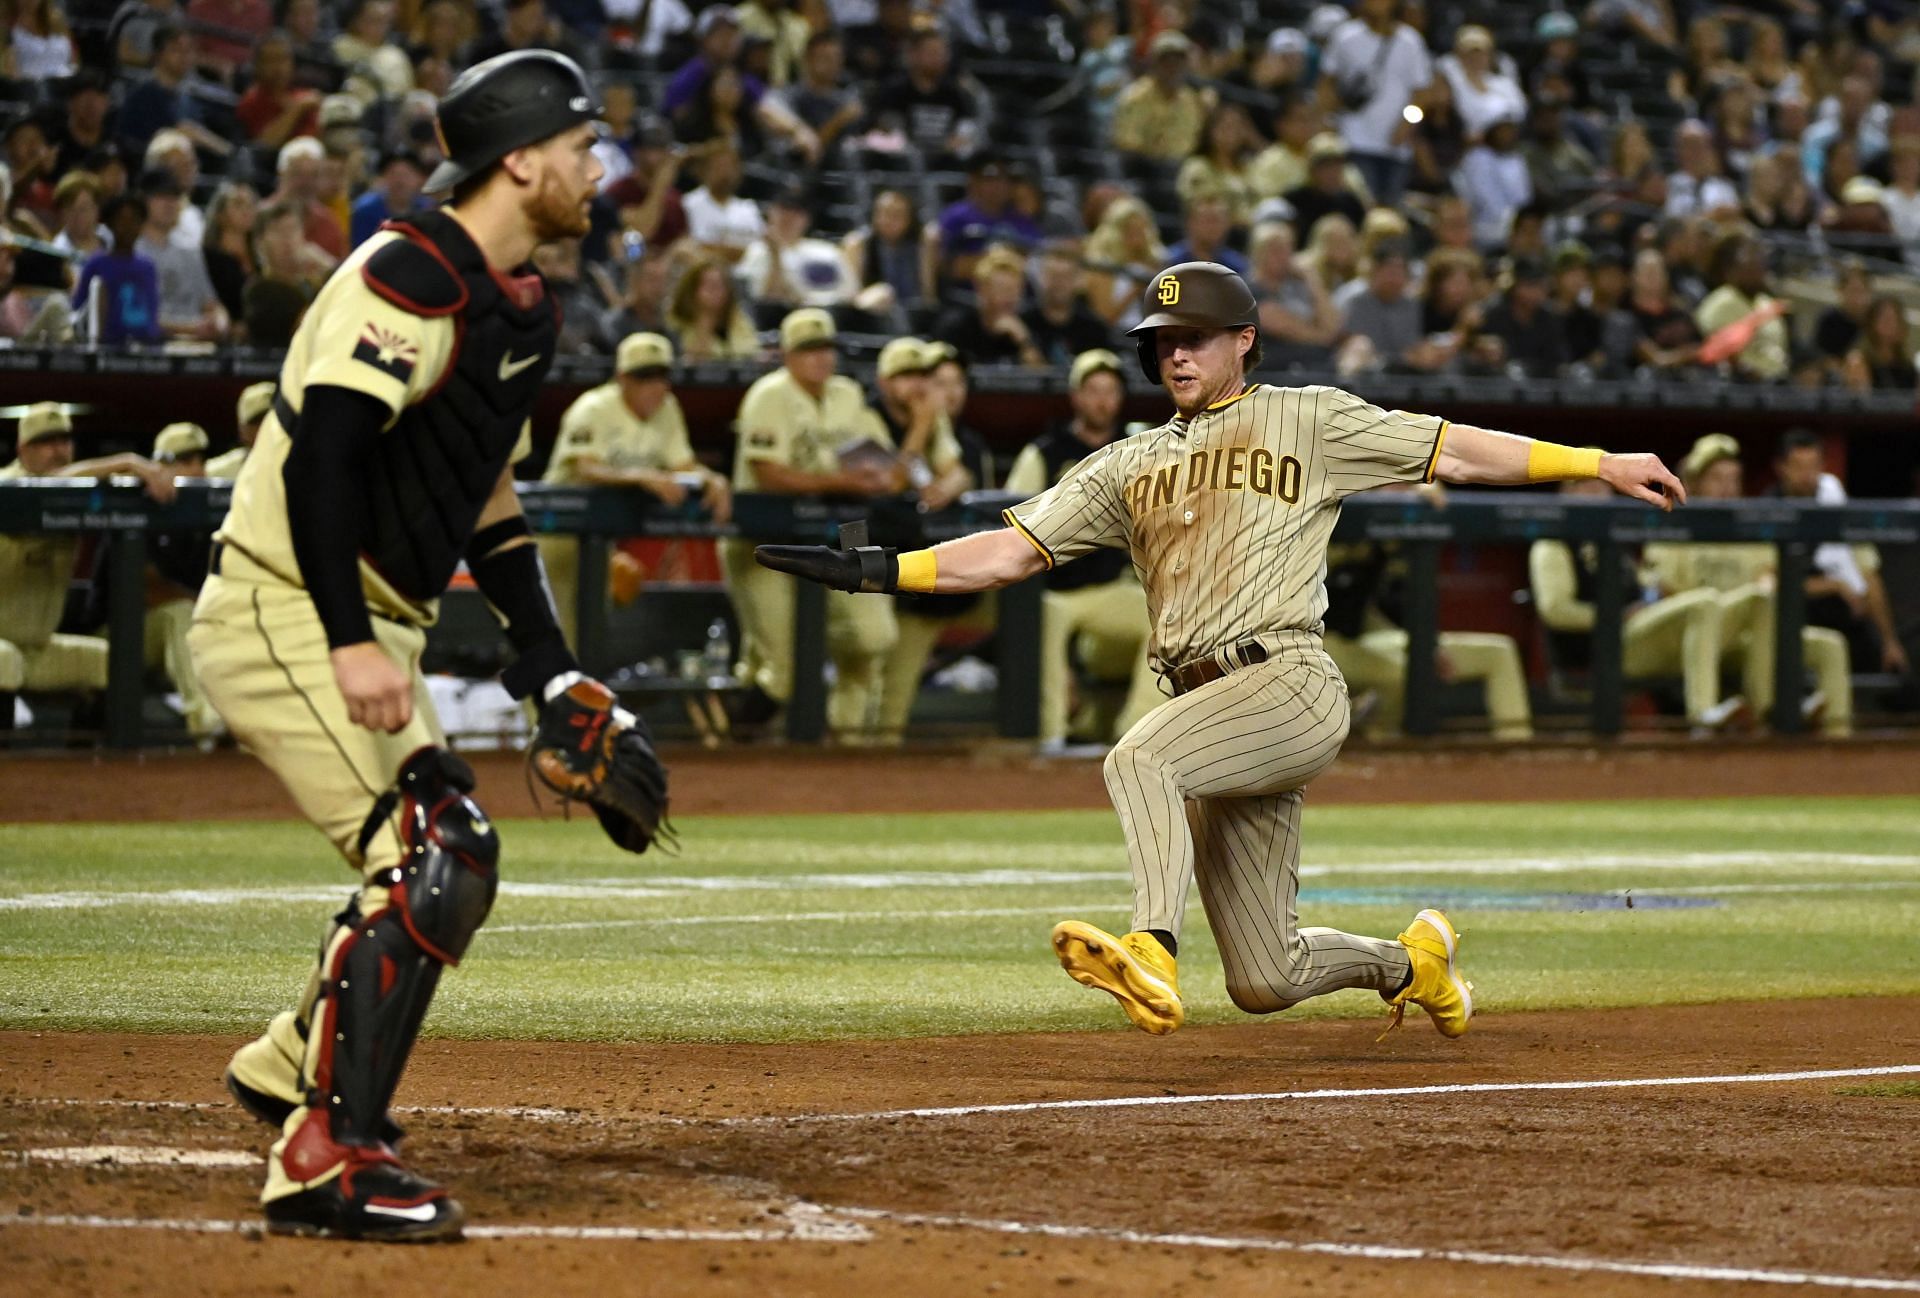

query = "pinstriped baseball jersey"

[{"left": 1003, "top": 383, "right": 1447, "bottom": 667}]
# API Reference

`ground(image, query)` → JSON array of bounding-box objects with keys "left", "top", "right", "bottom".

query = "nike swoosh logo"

[
  {"left": 499, "top": 352, "right": 541, "bottom": 381},
  {"left": 363, "top": 1201, "right": 442, "bottom": 1222}
]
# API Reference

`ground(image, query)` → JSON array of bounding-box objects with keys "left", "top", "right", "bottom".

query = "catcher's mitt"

[{"left": 529, "top": 674, "right": 673, "bottom": 853}]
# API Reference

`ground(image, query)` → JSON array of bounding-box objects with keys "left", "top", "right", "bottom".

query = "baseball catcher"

[
  {"left": 760, "top": 261, "right": 1684, "bottom": 1039},
  {"left": 190, "top": 51, "right": 667, "bottom": 1243}
]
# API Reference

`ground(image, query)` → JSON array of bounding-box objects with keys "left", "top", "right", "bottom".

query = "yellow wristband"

[
  {"left": 896, "top": 548, "right": 937, "bottom": 593},
  {"left": 1526, "top": 442, "right": 1605, "bottom": 483}
]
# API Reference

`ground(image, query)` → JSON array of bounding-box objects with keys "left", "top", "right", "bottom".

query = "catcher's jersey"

[
  {"left": 1003, "top": 383, "right": 1445, "bottom": 667},
  {"left": 215, "top": 230, "right": 528, "bottom": 624}
]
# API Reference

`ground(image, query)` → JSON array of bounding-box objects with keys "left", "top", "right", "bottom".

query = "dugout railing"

[{"left": 3, "top": 479, "right": 1916, "bottom": 748}]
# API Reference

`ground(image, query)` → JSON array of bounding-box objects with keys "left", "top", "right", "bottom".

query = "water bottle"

[{"left": 703, "top": 618, "right": 731, "bottom": 680}]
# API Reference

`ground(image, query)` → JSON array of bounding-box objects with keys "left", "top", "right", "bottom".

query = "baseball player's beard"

[
  {"left": 527, "top": 172, "right": 593, "bottom": 242},
  {"left": 1167, "top": 358, "right": 1247, "bottom": 417},
  {"left": 1167, "top": 373, "right": 1224, "bottom": 418}
]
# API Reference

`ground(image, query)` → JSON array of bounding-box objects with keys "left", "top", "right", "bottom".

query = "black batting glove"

[{"left": 754, "top": 544, "right": 898, "bottom": 593}]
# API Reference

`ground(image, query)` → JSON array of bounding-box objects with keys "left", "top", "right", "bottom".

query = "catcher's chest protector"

[{"left": 356, "top": 210, "right": 558, "bottom": 601}]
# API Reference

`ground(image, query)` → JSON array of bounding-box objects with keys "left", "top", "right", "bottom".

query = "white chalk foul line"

[
  {"left": 484, "top": 903, "right": 1126, "bottom": 935},
  {"left": 20, "top": 1064, "right": 1920, "bottom": 1130},
  {"left": 480, "top": 881, "right": 1920, "bottom": 935},
  {"left": 0, "top": 1208, "right": 871, "bottom": 1244},
  {"left": 6, "top": 1205, "right": 1910, "bottom": 1290},
  {"left": 828, "top": 1205, "right": 1920, "bottom": 1294},
  {"left": 7, "top": 851, "right": 1919, "bottom": 912},
  {"left": 712, "top": 1063, "right": 1920, "bottom": 1126},
  {"left": 1639, "top": 881, "right": 1920, "bottom": 896},
  {"left": 9, "top": 1145, "right": 259, "bottom": 1168}
]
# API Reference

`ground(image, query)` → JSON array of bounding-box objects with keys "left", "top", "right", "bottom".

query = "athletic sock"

[{"left": 1145, "top": 928, "right": 1178, "bottom": 959}]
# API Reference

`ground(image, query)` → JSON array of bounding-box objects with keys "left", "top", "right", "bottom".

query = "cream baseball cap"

[
  {"left": 236, "top": 381, "right": 275, "bottom": 427},
  {"left": 779, "top": 307, "right": 837, "bottom": 352},
  {"left": 1069, "top": 348, "right": 1125, "bottom": 390},
  {"left": 18, "top": 401, "right": 72, "bottom": 444},
  {"left": 1680, "top": 432, "right": 1742, "bottom": 482},
  {"left": 152, "top": 421, "right": 210, "bottom": 461},
  {"left": 877, "top": 336, "right": 935, "bottom": 379},
  {"left": 616, "top": 331, "right": 675, "bottom": 375}
]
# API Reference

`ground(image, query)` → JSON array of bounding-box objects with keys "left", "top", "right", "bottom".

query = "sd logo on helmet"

[{"left": 1128, "top": 261, "right": 1261, "bottom": 383}]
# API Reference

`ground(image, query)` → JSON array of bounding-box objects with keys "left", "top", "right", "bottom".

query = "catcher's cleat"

[
  {"left": 263, "top": 1111, "right": 463, "bottom": 1243},
  {"left": 1051, "top": 920, "right": 1184, "bottom": 1035},
  {"left": 1381, "top": 908, "right": 1474, "bottom": 1040}
]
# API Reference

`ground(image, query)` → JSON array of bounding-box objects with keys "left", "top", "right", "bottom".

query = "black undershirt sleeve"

[
  {"left": 284, "top": 385, "right": 579, "bottom": 697},
  {"left": 466, "top": 516, "right": 580, "bottom": 699},
  {"left": 284, "top": 384, "right": 390, "bottom": 651}
]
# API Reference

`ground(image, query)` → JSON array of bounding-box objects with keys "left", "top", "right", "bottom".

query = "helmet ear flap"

[{"left": 1135, "top": 333, "right": 1160, "bottom": 386}]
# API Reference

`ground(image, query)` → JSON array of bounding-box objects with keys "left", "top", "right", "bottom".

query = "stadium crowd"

[
  {"left": 4, "top": 0, "right": 1920, "bottom": 746},
  {"left": 0, "top": 0, "right": 1910, "bottom": 389}
]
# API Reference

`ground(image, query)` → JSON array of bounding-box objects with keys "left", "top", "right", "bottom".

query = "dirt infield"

[
  {"left": 5, "top": 739, "right": 1918, "bottom": 823},
  {"left": 3, "top": 998, "right": 1919, "bottom": 1297},
  {"left": 6, "top": 744, "right": 1918, "bottom": 1293}
]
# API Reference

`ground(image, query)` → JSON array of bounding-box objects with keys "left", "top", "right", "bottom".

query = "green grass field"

[{"left": 2, "top": 796, "right": 1918, "bottom": 1043}]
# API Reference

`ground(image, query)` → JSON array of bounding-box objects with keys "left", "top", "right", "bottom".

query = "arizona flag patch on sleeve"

[{"left": 352, "top": 324, "right": 418, "bottom": 382}]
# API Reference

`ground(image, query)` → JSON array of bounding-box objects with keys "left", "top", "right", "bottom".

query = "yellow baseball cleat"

[
  {"left": 1382, "top": 908, "right": 1474, "bottom": 1040},
  {"left": 1051, "top": 920, "right": 1184, "bottom": 1035}
]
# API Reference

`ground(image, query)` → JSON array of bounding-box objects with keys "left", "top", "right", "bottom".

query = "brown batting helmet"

[{"left": 1127, "top": 261, "right": 1260, "bottom": 384}]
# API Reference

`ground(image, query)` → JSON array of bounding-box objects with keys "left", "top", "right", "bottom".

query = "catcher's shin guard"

[
  {"left": 307, "top": 747, "right": 499, "bottom": 1145},
  {"left": 228, "top": 901, "right": 358, "bottom": 1128}
]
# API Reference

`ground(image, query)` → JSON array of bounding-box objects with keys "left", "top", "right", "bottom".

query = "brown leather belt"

[{"left": 1166, "top": 639, "right": 1270, "bottom": 696}]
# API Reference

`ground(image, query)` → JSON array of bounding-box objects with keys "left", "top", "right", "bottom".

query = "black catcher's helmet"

[{"left": 426, "top": 50, "right": 603, "bottom": 195}]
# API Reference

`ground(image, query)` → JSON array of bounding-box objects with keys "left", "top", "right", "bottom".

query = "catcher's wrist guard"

[
  {"left": 754, "top": 544, "right": 898, "bottom": 593},
  {"left": 502, "top": 638, "right": 579, "bottom": 701},
  {"left": 528, "top": 674, "right": 672, "bottom": 853},
  {"left": 541, "top": 669, "right": 590, "bottom": 704}
]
